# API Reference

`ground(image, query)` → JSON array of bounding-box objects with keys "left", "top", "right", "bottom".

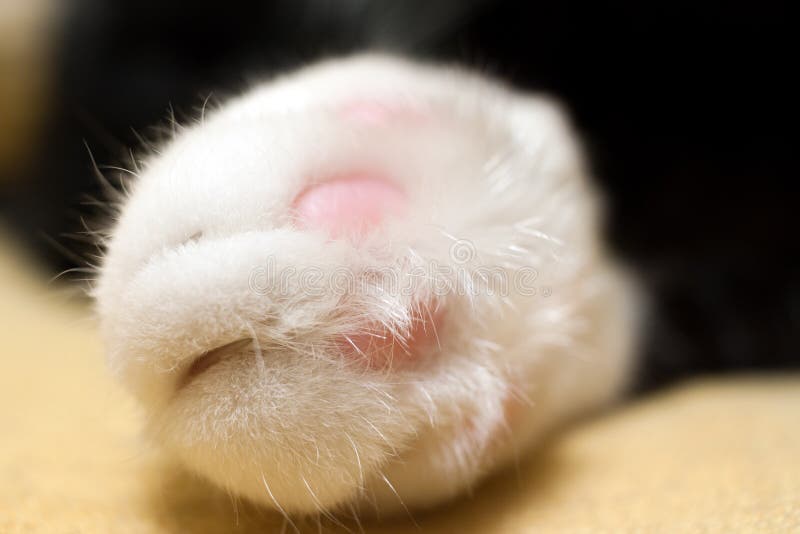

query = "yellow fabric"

[{"left": 1, "top": 233, "right": 798, "bottom": 533}]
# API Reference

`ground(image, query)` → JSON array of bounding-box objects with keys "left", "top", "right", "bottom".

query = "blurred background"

[{"left": 0, "top": 0, "right": 796, "bottom": 389}]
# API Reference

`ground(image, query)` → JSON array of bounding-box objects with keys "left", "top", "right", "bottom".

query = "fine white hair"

[{"left": 95, "top": 54, "right": 639, "bottom": 517}]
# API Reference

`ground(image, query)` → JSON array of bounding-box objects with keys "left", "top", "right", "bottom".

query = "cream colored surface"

[{"left": 0, "top": 232, "right": 798, "bottom": 533}]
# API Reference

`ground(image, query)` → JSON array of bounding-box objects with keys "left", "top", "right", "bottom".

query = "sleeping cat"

[{"left": 95, "top": 55, "right": 639, "bottom": 516}]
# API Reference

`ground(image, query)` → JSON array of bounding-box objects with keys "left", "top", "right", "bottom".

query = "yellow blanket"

[{"left": 1, "top": 233, "right": 797, "bottom": 533}]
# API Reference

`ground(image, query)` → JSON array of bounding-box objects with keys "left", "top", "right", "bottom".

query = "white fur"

[{"left": 94, "top": 55, "right": 639, "bottom": 516}]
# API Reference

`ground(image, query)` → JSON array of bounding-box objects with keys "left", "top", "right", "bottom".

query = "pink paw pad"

[
  {"left": 340, "top": 305, "right": 443, "bottom": 369},
  {"left": 337, "top": 98, "right": 428, "bottom": 126},
  {"left": 293, "top": 172, "right": 440, "bottom": 369},
  {"left": 292, "top": 172, "right": 407, "bottom": 239}
]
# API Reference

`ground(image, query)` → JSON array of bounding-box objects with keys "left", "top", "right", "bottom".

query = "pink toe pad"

[{"left": 293, "top": 173, "right": 407, "bottom": 238}]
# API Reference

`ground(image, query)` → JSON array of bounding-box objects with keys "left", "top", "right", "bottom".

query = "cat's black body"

[{"left": 0, "top": 0, "right": 796, "bottom": 389}]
